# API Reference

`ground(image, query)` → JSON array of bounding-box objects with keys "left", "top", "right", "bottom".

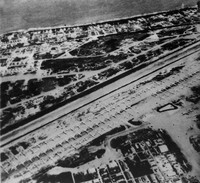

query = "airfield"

[{"left": 0, "top": 6, "right": 200, "bottom": 183}]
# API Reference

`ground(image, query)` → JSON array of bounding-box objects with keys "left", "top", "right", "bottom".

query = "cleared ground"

[{"left": 1, "top": 39, "right": 200, "bottom": 182}]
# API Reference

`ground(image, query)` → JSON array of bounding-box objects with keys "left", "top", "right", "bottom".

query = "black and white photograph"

[{"left": 0, "top": 0, "right": 200, "bottom": 182}]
